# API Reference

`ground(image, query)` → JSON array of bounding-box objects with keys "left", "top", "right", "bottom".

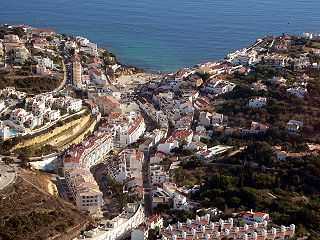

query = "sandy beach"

[{"left": 115, "top": 73, "right": 162, "bottom": 85}]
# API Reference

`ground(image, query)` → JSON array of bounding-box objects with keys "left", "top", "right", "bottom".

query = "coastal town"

[{"left": 0, "top": 24, "right": 320, "bottom": 240}]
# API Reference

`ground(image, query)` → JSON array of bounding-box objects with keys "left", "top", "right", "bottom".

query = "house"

[
  {"left": 196, "top": 145, "right": 232, "bottom": 159},
  {"left": 272, "top": 146, "right": 311, "bottom": 160},
  {"left": 239, "top": 210, "right": 270, "bottom": 224},
  {"left": 264, "top": 54, "right": 288, "bottom": 67},
  {"left": 63, "top": 130, "right": 114, "bottom": 170},
  {"left": 202, "top": 79, "right": 236, "bottom": 95},
  {"left": 184, "top": 142, "right": 208, "bottom": 151},
  {"left": 224, "top": 127, "right": 240, "bottom": 136},
  {"left": 128, "top": 177, "right": 143, "bottom": 188},
  {"left": 64, "top": 168, "right": 103, "bottom": 214},
  {"left": 35, "top": 56, "right": 54, "bottom": 69},
  {"left": 240, "top": 122, "right": 269, "bottom": 134},
  {"left": 118, "top": 113, "right": 146, "bottom": 147},
  {"left": 0, "top": 123, "right": 10, "bottom": 140},
  {"left": 157, "top": 130, "right": 193, "bottom": 154},
  {"left": 33, "top": 38, "right": 48, "bottom": 49},
  {"left": 89, "top": 67, "right": 107, "bottom": 84},
  {"left": 270, "top": 76, "right": 287, "bottom": 85},
  {"left": 139, "top": 139, "right": 153, "bottom": 152},
  {"left": 231, "top": 53, "right": 257, "bottom": 66},
  {"left": 151, "top": 170, "right": 170, "bottom": 185},
  {"left": 252, "top": 81, "right": 268, "bottom": 91},
  {"left": 184, "top": 74, "right": 203, "bottom": 87},
  {"left": 14, "top": 47, "right": 30, "bottom": 64},
  {"left": 150, "top": 152, "right": 166, "bottom": 164},
  {"left": 44, "top": 109, "right": 61, "bottom": 122},
  {"left": 0, "top": 101, "right": 5, "bottom": 112},
  {"left": 3, "top": 34, "right": 21, "bottom": 43},
  {"left": 31, "top": 29, "right": 56, "bottom": 37},
  {"left": 194, "top": 97, "right": 213, "bottom": 111},
  {"left": 131, "top": 215, "right": 164, "bottom": 240},
  {"left": 292, "top": 56, "right": 310, "bottom": 68},
  {"left": 199, "top": 111, "right": 225, "bottom": 127},
  {"left": 286, "top": 86, "right": 308, "bottom": 99},
  {"left": 72, "top": 61, "right": 83, "bottom": 89},
  {"left": 199, "top": 111, "right": 212, "bottom": 126},
  {"left": 285, "top": 120, "right": 303, "bottom": 133},
  {"left": 151, "top": 186, "right": 172, "bottom": 207},
  {"left": 248, "top": 97, "right": 267, "bottom": 108},
  {"left": 65, "top": 98, "right": 82, "bottom": 112},
  {"left": 212, "top": 112, "right": 225, "bottom": 125},
  {"left": 93, "top": 95, "right": 121, "bottom": 115},
  {"left": 36, "top": 65, "right": 51, "bottom": 75}
]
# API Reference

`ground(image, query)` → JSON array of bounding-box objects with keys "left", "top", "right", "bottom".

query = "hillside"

[
  {"left": 0, "top": 169, "right": 91, "bottom": 240},
  {"left": 0, "top": 69, "right": 62, "bottom": 94}
]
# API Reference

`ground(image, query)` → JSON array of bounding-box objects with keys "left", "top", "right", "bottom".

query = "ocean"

[{"left": 1, "top": 0, "right": 319, "bottom": 73}]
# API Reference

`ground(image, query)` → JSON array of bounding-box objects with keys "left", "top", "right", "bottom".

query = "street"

[{"left": 0, "top": 163, "right": 17, "bottom": 191}]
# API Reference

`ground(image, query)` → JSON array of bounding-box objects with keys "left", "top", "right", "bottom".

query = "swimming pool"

[{"left": 9, "top": 130, "right": 18, "bottom": 135}]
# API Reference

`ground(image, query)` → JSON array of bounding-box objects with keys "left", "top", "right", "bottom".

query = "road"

[
  {"left": 0, "top": 163, "right": 17, "bottom": 191},
  {"left": 52, "top": 58, "right": 67, "bottom": 93},
  {"left": 143, "top": 150, "right": 153, "bottom": 216}
]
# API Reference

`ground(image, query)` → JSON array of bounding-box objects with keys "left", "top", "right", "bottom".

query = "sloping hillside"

[{"left": 0, "top": 169, "right": 91, "bottom": 240}]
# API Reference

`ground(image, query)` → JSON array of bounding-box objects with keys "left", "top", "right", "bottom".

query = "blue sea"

[{"left": 1, "top": 0, "right": 319, "bottom": 73}]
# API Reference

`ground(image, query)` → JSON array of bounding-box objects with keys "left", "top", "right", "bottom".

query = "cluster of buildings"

[
  {"left": 63, "top": 128, "right": 114, "bottom": 213},
  {"left": 79, "top": 202, "right": 145, "bottom": 240},
  {"left": 1, "top": 32, "right": 30, "bottom": 66},
  {"left": 101, "top": 111, "right": 146, "bottom": 147},
  {"left": 62, "top": 108, "right": 146, "bottom": 213},
  {"left": 9, "top": 94, "right": 82, "bottom": 129},
  {"left": 4, "top": 27, "right": 315, "bottom": 239},
  {"left": 0, "top": 26, "right": 63, "bottom": 77},
  {"left": 160, "top": 214, "right": 295, "bottom": 240},
  {"left": 129, "top": 211, "right": 295, "bottom": 240},
  {"left": 34, "top": 56, "right": 60, "bottom": 75},
  {"left": 0, "top": 87, "right": 27, "bottom": 100},
  {"left": 105, "top": 148, "right": 144, "bottom": 197}
]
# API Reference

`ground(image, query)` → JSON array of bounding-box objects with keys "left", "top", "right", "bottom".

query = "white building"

[
  {"left": 196, "top": 145, "right": 233, "bottom": 159},
  {"left": 157, "top": 130, "right": 193, "bottom": 154},
  {"left": 151, "top": 170, "right": 170, "bottom": 185},
  {"left": 72, "top": 61, "right": 84, "bottom": 89},
  {"left": 270, "top": 76, "right": 287, "bottom": 85},
  {"left": 286, "top": 86, "right": 308, "bottom": 99},
  {"left": 14, "top": 46, "right": 30, "bottom": 64},
  {"left": 0, "top": 122, "right": 10, "bottom": 140},
  {"left": 231, "top": 53, "right": 257, "bottom": 66},
  {"left": 240, "top": 122, "right": 269, "bottom": 134},
  {"left": 239, "top": 210, "right": 270, "bottom": 224},
  {"left": 36, "top": 56, "right": 54, "bottom": 69},
  {"left": 131, "top": 215, "right": 164, "bottom": 240},
  {"left": 65, "top": 168, "right": 103, "bottom": 214},
  {"left": 285, "top": 120, "right": 303, "bottom": 133},
  {"left": 202, "top": 79, "right": 236, "bottom": 95},
  {"left": 64, "top": 131, "right": 114, "bottom": 170},
  {"left": 264, "top": 55, "right": 288, "bottom": 67},
  {"left": 248, "top": 97, "right": 267, "bottom": 108},
  {"left": 0, "top": 101, "right": 5, "bottom": 112},
  {"left": 44, "top": 109, "right": 61, "bottom": 122},
  {"left": 118, "top": 112, "right": 146, "bottom": 147},
  {"left": 79, "top": 203, "right": 145, "bottom": 240},
  {"left": 65, "top": 98, "right": 83, "bottom": 112}
]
